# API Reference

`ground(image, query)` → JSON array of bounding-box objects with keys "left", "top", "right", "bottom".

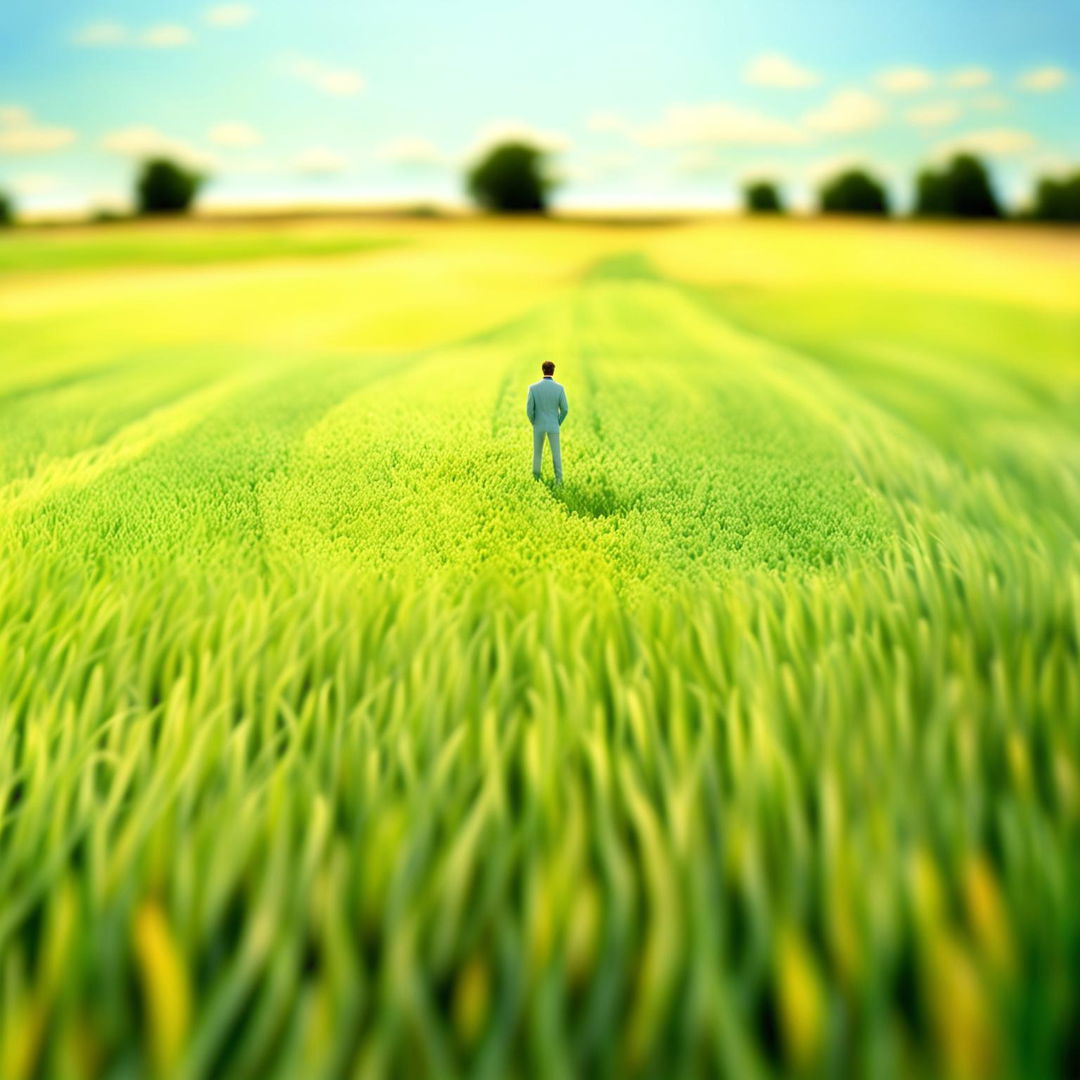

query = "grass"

[
  {"left": 0, "top": 217, "right": 1078, "bottom": 1079},
  {"left": 0, "top": 220, "right": 403, "bottom": 276}
]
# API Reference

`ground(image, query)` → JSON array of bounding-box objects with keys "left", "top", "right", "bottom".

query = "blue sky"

[{"left": 0, "top": 0, "right": 1077, "bottom": 215}]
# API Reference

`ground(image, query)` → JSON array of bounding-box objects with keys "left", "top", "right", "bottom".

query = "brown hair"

[{"left": 542, "top": 361, "right": 555, "bottom": 376}]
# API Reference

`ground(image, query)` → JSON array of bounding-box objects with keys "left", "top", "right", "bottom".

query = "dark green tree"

[
  {"left": 1031, "top": 171, "right": 1080, "bottom": 222},
  {"left": 135, "top": 157, "right": 205, "bottom": 215},
  {"left": 744, "top": 179, "right": 784, "bottom": 214},
  {"left": 0, "top": 190, "right": 13, "bottom": 227},
  {"left": 466, "top": 142, "right": 555, "bottom": 214},
  {"left": 914, "top": 154, "right": 1001, "bottom": 218},
  {"left": 914, "top": 168, "right": 950, "bottom": 216},
  {"left": 819, "top": 169, "right": 890, "bottom": 215}
]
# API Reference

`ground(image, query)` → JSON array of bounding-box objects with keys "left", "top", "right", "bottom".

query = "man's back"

[{"left": 527, "top": 377, "right": 568, "bottom": 434}]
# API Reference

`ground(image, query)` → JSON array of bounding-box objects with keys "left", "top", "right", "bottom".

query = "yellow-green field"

[{"left": 1, "top": 216, "right": 1078, "bottom": 1079}]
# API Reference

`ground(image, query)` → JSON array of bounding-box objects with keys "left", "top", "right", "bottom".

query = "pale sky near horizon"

[{"left": 0, "top": 0, "right": 1077, "bottom": 215}]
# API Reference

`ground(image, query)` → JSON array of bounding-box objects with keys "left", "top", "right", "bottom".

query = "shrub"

[
  {"left": 744, "top": 179, "right": 785, "bottom": 214},
  {"left": 819, "top": 169, "right": 890, "bottom": 215},
  {"left": 466, "top": 142, "right": 555, "bottom": 214},
  {"left": 1031, "top": 171, "right": 1080, "bottom": 222},
  {"left": 914, "top": 154, "right": 1002, "bottom": 218},
  {"left": 136, "top": 157, "right": 206, "bottom": 216}
]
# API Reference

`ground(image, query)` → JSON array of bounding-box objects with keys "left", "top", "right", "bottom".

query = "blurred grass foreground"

[{"left": 1, "top": 214, "right": 1079, "bottom": 1079}]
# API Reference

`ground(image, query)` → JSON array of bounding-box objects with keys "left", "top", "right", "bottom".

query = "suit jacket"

[{"left": 526, "top": 377, "right": 569, "bottom": 434}]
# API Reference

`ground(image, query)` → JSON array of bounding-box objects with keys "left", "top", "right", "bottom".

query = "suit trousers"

[{"left": 532, "top": 427, "right": 562, "bottom": 481}]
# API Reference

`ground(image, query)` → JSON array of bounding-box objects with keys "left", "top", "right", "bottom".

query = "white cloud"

[
  {"left": 733, "top": 159, "right": 790, "bottom": 182},
  {"left": 209, "top": 122, "right": 262, "bottom": 148},
  {"left": 73, "top": 20, "right": 201, "bottom": 48},
  {"left": 204, "top": 4, "right": 255, "bottom": 27},
  {"left": 804, "top": 89, "right": 884, "bottom": 134},
  {"left": 287, "top": 56, "right": 364, "bottom": 96},
  {"left": 631, "top": 103, "right": 808, "bottom": 147},
  {"left": 905, "top": 101, "right": 961, "bottom": 128},
  {"left": 1016, "top": 66, "right": 1069, "bottom": 92},
  {"left": 947, "top": 67, "right": 992, "bottom": 89},
  {"left": 587, "top": 109, "right": 630, "bottom": 135},
  {"left": 935, "top": 128, "right": 1036, "bottom": 157},
  {"left": 73, "top": 21, "right": 130, "bottom": 46},
  {"left": 375, "top": 136, "right": 450, "bottom": 168},
  {"left": 466, "top": 121, "right": 571, "bottom": 159},
  {"left": 1025, "top": 153, "right": 1075, "bottom": 180},
  {"left": 102, "top": 126, "right": 214, "bottom": 168},
  {"left": 224, "top": 156, "right": 279, "bottom": 175},
  {"left": 142, "top": 24, "right": 193, "bottom": 47},
  {"left": 0, "top": 107, "right": 76, "bottom": 153},
  {"left": 559, "top": 150, "right": 634, "bottom": 184},
  {"left": 805, "top": 153, "right": 892, "bottom": 185},
  {"left": 0, "top": 105, "right": 31, "bottom": 127},
  {"left": 674, "top": 148, "right": 725, "bottom": 175},
  {"left": 974, "top": 94, "right": 1008, "bottom": 111},
  {"left": 293, "top": 146, "right": 349, "bottom": 174},
  {"left": 11, "top": 173, "right": 61, "bottom": 195},
  {"left": 745, "top": 52, "right": 820, "bottom": 89},
  {"left": 876, "top": 67, "right": 934, "bottom": 93}
]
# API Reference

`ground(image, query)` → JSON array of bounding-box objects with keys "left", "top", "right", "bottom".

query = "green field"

[{"left": 1, "top": 216, "right": 1078, "bottom": 1079}]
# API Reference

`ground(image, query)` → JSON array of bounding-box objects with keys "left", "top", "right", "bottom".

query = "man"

[{"left": 526, "top": 360, "right": 569, "bottom": 483}]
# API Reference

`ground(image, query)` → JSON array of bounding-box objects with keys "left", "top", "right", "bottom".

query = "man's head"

[{"left": 542, "top": 361, "right": 555, "bottom": 377}]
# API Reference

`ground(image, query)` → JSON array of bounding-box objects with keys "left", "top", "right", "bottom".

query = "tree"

[
  {"left": 135, "top": 157, "right": 206, "bottom": 215},
  {"left": 0, "top": 190, "right": 13, "bottom": 227},
  {"left": 914, "top": 168, "right": 950, "bottom": 216},
  {"left": 914, "top": 154, "right": 1001, "bottom": 218},
  {"left": 466, "top": 142, "right": 555, "bottom": 214},
  {"left": 1031, "top": 170, "right": 1080, "bottom": 222},
  {"left": 819, "top": 169, "right": 890, "bottom": 215},
  {"left": 744, "top": 179, "right": 784, "bottom": 214}
]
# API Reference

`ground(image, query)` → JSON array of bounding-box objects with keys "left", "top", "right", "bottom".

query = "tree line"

[
  {"left": 1, "top": 142, "right": 1078, "bottom": 224},
  {"left": 747, "top": 152, "right": 1080, "bottom": 221}
]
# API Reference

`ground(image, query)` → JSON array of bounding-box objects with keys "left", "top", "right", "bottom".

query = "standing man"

[{"left": 527, "top": 361, "right": 569, "bottom": 483}]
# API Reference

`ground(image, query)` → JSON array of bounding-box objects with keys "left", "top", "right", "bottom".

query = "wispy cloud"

[
  {"left": 142, "top": 25, "right": 194, "bottom": 48},
  {"left": 805, "top": 152, "right": 893, "bottom": 185},
  {"left": 286, "top": 56, "right": 365, "bottom": 96},
  {"left": 947, "top": 67, "right": 993, "bottom": 89},
  {"left": 293, "top": 146, "right": 350, "bottom": 174},
  {"left": 204, "top": 4, "right": 256, "bottom": 27},
  {"left": 375, "top": 136, "right": 451, "bottom": 168},
  {"left": 876, "top": 67, "right": 934, "bottom": 93},
  {"left": 11, "top": 172, "right": 62, "bottom": 195},
  {"left": 558, "top": 151, "right": 634, "bottom": 184},
  {"left": 466, "top": 121, "right": 571, "bottom": 159},
  {"left": 209, "top": 123, "right": 262, "bottom": 148},
  {"left": 935, "top": 127, "right": 1035, "bottom": 157},
  {"left": 0, "top": 106, "right": 76, "bottom": 153},
  {"left": 905, "top": 101, "right": 961, "bottom": 128},
  {"left": 0, "top": 105, "right": 31, "bottom": 127},
  {"left": 804, "top": 90, "right": 885, "bottom": 134},
  {"left": 72, "top": 21, "right": 129, "bottom": 46},
  {"left": 101, "top": 125, "right": 214, "bottom": 168},
  {"left": 600, "top": 103, "right": 808, "bottom": 147},
  {"left": 745, "top": 53, "right": 820, "bottom": 89},
  {"left": 1016, "top": 66, "right": 1069, "bottom": 92},
  {"left": 72, "top": 21, "right": 195, "bottom": 47}
]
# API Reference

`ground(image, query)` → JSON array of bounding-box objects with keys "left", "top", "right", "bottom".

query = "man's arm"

[
  {"left": 558, "top": 386, "right": 569, "bottom": 425},
  {"left": 526, "top": 386, "right": 535, "bottom": 423}
]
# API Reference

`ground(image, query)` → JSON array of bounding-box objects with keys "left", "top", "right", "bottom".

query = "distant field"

[
  {"left": 1, "top": 217, "right": 1078, "bottom": 1079},
  {"left": 0, "top": 219, "right": 403, "bottom": 276}
]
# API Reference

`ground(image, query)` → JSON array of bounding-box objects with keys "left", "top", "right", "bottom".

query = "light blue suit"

[{"left": 526, "top": 375, "right": 568, "bottom": 481}]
